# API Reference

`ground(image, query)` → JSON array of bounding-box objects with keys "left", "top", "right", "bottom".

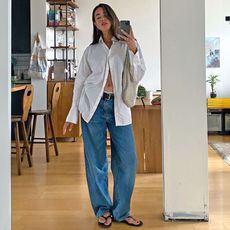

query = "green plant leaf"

[{"left": 137, "top": 85, "right": 147, "bottom": 98}]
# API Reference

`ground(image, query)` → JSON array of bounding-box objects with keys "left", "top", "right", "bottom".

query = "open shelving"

[{"left": 46, "top": 0, "right": 79, "bottom": 80}]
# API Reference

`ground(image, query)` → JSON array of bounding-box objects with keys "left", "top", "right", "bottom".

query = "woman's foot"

[
  {"left": 98, "top": 212, "right": 112, "bottom": 228},
  {"left": 122, "top": 216, "right": 143, "bottom": 227}
]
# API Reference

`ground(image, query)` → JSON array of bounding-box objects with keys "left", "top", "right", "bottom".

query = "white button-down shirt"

[{"left": 66, "top": 37, "right": 146, "bottom": 126}]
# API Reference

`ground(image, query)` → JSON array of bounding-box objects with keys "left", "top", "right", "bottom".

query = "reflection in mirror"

[{"left": 76, "top": 0, "right": 161, "bottom": 92}]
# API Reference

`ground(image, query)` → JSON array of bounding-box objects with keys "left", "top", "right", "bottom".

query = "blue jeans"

[{"left": 81, "top": 98, "right": 137, "bottom": 221}]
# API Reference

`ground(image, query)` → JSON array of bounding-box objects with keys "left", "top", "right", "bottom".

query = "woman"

[{"left": 63, "top": 3, "right": 145, "bottom": 228}]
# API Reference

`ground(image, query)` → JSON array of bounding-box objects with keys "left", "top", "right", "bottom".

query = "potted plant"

[
  {"left": 136, "top": 85, "right": 147, "bottom": 106},
  {"left": 206, "top": 74, "right": 220, "bottom": 98},
  {"left": 137, "top": 85, "right": 147, "bottom": 98}
]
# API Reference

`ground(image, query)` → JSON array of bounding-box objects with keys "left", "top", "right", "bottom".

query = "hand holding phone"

[{"left": 118, "top": 20, "right": 137, "bottom": 54}]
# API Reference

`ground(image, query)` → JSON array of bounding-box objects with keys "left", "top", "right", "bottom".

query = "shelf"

[
  {"left": 48, "top": 79, "right": 74, "bottom": 82},
  {"left": 47, "top": 0, "right": 79, "bottom": 8},
  {"left": 47, "top": 25, "right": 79, "bottom": 31},
  {"left": 47, "top": 0, "right": 78, "bottom": 80},
  {"left": 50, "top": 46, "right": 77, "bottom": 49},
  {"left": 48, "top": 59, "right": 76, "bottom": 61}
]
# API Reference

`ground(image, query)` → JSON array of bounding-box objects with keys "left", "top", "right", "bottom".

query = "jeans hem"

[
  {"left": 96, "top": 209, "right": 112, "bottom": 218},
  {"left": 112, "top": 212, "right": 130, "bottom": 222}
]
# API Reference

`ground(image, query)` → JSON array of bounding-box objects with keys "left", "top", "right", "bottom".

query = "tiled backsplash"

[{"left": 12, "top": 53, "right": 31, "bottom": 79}]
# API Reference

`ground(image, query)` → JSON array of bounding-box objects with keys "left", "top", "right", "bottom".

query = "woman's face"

[{"left": 94, "top": 7, "right": 112, "bottom": 33}]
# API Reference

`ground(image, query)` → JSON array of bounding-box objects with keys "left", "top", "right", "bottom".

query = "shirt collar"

[{"left": 99, "top": 36, "right": 119, "bottom": 43}]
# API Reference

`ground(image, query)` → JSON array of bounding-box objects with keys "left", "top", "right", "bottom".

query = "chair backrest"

[
  {"left": 22, "top": 85, "right": 34, "bottom": 121},
  {"left": 51, "top": 82, "right": 61, "bottom": 111}
]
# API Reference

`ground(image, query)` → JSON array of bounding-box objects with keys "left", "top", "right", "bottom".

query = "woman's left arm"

[{"left": 119, "top": 29, "right": 146, "bottom": 82}]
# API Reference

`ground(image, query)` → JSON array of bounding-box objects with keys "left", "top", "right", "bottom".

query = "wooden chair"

[
  {"left": 11, "top": 85, "right": 34, "bottom": 175},
  {"left": 29, "top": 82, "right": 61, "bottom": 162}
]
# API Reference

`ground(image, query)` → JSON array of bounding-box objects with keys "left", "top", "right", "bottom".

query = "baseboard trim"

[{"left": 163, "top": 212, "right": 209, "bottom": 222}]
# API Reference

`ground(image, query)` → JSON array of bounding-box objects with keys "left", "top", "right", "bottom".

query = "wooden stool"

[
  {"left": 29, "top": 82, "right": 61, "bottom": 162},
  {"left": 11, "top": 85, "right": 34, "bottom": 175}
]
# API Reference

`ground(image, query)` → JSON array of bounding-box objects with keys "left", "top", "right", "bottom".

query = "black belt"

[{"left": 102, "top": 92, "right": 114, "bottom": 100}]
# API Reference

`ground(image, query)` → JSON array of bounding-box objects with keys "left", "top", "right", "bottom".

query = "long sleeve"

[
  {"left": 128, "top": 42, "right": 146, "bottom": 82},
  {"left": 66, "top": 47, "right": 92, "bottom": 124}
]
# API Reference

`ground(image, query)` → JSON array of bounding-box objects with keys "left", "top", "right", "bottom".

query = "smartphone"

[{"left": 120, "top": 20, "right": 131, "bottom": 33}]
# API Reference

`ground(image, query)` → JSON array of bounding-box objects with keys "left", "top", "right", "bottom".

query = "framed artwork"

[{"left": 205, "top": 37, "right": 220, "bottom": 68}]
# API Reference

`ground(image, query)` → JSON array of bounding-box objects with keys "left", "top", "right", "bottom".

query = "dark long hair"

[{"left": 91, "top": 3, "right": 120, "bottom": 44}]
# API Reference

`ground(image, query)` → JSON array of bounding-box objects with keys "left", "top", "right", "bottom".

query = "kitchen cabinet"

[
  {"left": 47, "top": 80, "right": 81, "bottom": 139},
  {"left": 131, "top": 105, "right": 162, "bottom": 173}
]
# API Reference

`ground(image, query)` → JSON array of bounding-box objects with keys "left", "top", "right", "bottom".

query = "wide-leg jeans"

[{"left": 81, "top": 98, "right": 137, "bottom": 221}]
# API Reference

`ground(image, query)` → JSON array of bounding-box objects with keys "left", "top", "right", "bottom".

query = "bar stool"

[
  {"left": 11, "top": 85, "right": 34, "bottom": 175},
  {"left": 29, "top": 82, "right": 61, "bottom": 162}
]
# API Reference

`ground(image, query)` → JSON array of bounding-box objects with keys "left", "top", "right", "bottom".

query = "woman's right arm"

[{"left": 63, "top": 47, "right": 91, "bottom": 134}]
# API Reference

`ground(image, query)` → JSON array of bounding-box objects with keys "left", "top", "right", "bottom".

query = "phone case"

[{"left": 120, "top": 20, "right": 130, "bottom": 33}]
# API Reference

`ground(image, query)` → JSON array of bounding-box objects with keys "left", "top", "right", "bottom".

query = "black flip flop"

[
  {"left": 122, "top": 216, "right": 143, "bottom": 227},
  {"left": 98, "top": 214, "right": 113, "bottom": 228}
]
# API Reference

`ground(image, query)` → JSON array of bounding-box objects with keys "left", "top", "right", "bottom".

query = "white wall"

[
  {"left": 161, "top": 0, "right": 208, "bottom": 220},
  {"left": 206, "top": 0, "right": 230, "bottom": 97},
  {"left": 76, "top": 0, "right": 160, "bottom": 91},
  {"left": 0, "top": 0, "right": 11, "bottom": 228}
]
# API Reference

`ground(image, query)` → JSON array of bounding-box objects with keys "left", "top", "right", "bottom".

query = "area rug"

[{"left": 209, "top": 142, "right": 230, "bottom": 165}]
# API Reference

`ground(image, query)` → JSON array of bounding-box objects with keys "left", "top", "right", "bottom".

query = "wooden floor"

[{"left": 12, "top": 135, "right": 230, "bottom": 230}]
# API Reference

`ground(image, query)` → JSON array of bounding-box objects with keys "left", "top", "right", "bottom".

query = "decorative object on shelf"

[
  {"left": 151, "top": 96, "right": 161, "bottom": 105},
  {"left": 151, "top": 90, "right": 161, "bottom": 105},
  {"left": 206, "top": 73, "right": 220, "bottom": 98},
  {"left": 48, "top": 7, "right": 60, "bottom": 26}
]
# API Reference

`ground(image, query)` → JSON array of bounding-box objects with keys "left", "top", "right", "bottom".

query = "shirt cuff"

[{"left": 66, "top": 105, "right": 78, "bottom": 124}]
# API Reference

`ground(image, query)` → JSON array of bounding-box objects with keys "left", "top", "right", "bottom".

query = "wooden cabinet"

[
  {"left": 131, "top": 105, "right": 162, "bottom": 173},
  {"left": 47, "top": 81, "right": 81, "bottom": 139}
]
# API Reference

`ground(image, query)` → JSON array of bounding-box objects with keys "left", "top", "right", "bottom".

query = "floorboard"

[{"left": 12, "top": 135, "right": 230, "bottom": 230}]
